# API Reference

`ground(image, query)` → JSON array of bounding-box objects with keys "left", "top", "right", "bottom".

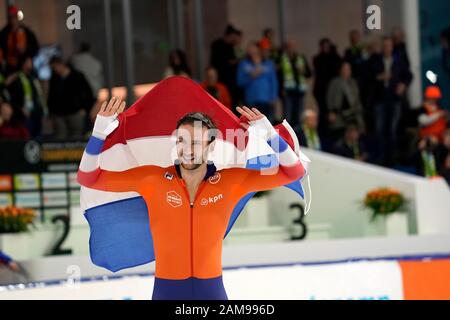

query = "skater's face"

[{"left": 176, "top": 123, "right": 214, "bottom": 170}]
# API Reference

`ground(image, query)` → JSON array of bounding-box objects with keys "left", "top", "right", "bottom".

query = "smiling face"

[{"left": 176, "top": 122, "right": 214, "bottom": 170}]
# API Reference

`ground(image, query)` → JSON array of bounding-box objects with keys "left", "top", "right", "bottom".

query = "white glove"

[
  {"left": 92, "top": 114, "right": 119, "bottom": 140},
  {"left": 248, "top": 116, "right": 277, "bottom": 141}
]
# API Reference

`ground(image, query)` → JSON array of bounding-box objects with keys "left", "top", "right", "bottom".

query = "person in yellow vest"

[
  {"left": 5, "top": 55, "right": 46, "bottom": 138},
  {"left": 278, "top": 40, "right": 312, "bottom": 128},
  {"left": 418, "top": 85, "right": 448, "bottom": 142}
]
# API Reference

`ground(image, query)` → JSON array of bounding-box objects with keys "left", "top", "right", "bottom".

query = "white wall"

[{"left": 269, "top": 149, "right": 450, "bottom": 239}]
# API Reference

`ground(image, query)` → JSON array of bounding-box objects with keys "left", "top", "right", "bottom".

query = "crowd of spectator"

[
  {"left": 0, "top": 6, "right": 100, "bottom": 142},
  {"left": 164, "top": 24, "right": 449, "bottom": 183},
  {"left": 0, "top": 5, "right": 448, "bottom": 183}
]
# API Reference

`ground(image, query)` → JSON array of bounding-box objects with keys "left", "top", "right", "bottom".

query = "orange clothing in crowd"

[{"left": 200, "top": 82, "right": 232, "bottom": 109}]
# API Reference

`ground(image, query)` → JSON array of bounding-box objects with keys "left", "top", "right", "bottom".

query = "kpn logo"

[{"left": 201, "top": 194, "right": 224, "bottom": 206}]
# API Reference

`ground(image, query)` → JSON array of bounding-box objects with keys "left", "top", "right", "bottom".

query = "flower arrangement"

[
  {"left": 0, "top": 206, "right": 36, "bottom": 234},
  {"left": 363, "top": 188, "right": 406, "bottom": 221}
]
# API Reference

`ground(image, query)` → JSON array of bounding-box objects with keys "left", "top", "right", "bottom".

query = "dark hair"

[
  {"left": 176, "top": 112, "right": 218, "bottom": 143},
  {"left": 345, "top": 122, "right": 360, "bottom": 132},
  {"left": 169, "top": 49, "right": 192, "bottom": 76},
  {"left": 263, "top": 28, "right": 273, "bottom": 37},
  {"left": 17, "top": 54, "right": 33, "bottom": 70},
  {"left": 80, "top": 42, "right": 91, "bottom": 53},
  {"left": 319, "top": 38, "right": 331, "bottom": 47},
  {"left": 225, "top": 24, "right": 239, "bottom": 36},
  {"left": 49, "top": 55, "right": 64, "bottom": 65}
]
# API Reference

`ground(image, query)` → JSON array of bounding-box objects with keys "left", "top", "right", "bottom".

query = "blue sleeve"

[
  {"left": 237, "top": 60, "right": 252, "bottom": 88},
  {"left": 0, "top": 251, "right": 12, "bottom": 264}
]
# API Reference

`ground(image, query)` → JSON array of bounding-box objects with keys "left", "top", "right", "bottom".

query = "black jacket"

[
  {"left": 370, "top": 53, "right": 413, "bottom": 102},
  {"left": 48, "top": 69, "right": 95, "bottom": 116}
]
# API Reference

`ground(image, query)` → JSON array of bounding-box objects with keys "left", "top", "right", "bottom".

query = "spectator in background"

[
  {"left": 0, "top": 5, "right": 39, "bottom": 74},
  {"left": 0, "top": 47, "right": 5, "bottom": 71},
  {"left": 437, "top": 129, "right": 450, "bottom": 185},
  {"left": 210, "top": 25, "right": 241, "bottom": 105},
  {"left": 259, "top": 28, "right": 278, "bottom": 60},
  {"left": 70, "top": 42, "right": 104, "bottom": 99},
  {"left": 294, "top": 109, "right": 322, "bottom": 151},
  {"left": 6, "top": 55, "right": 46, "bottom": 138},
  {"left": 372, "top": 36, "right": 412, "bottom": 166},
  {"left": 441, "top": 27, "right": 450, "bottom": 75},
  {"left": 233, "top": 30, "right": 246, "bottom": 109},
  {"left": 234, "top": 30, "right": 245, "bottom": 60},
  {"left": 344, "top": 29, "right": 364, "bottom": 80},
  {"left": 313, "top": 38, "right": 342, "bottom": 135},
  {"left": 0, "top": 49, "right": 7, "bottom": 100},
  {"left": 359, "top": 36, "right": 382, "bottom": 134},
  {"left": 163, "top": 49, "right": 192, "bottom": 79},
  {"left": 201, "top": 67, "right": 232, "bottom": 109},
  {"left": 0, "top": 96, "right": 29, "bottom": 140},
  {"left": 327, "top": 62, "right": 365, "bottom": 142},
  {"left": 418, "top": 85, "right": 448, "bottom": 142},
  {"left": 48, "top": 56, "right": 95, "bottom": 140},
  {"left": 392, "top": 27, "right": 410, "bottom": 66},
  {"left": 442, "top": 154, "right": 450, "bottom": 185},
  {"left": 413, "top": 136, "right": 441, "bottom": 178},
  {"left": 237, "top": 42, "right": 278, "bottom": 123},
  {"left": 278, "top": 40, "right": 312, "bottom": 128},
  {"left": 333, "top": 123, "right": 369, "bottom": 162}
]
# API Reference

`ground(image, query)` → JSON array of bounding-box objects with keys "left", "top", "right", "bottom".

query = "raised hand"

[
  {"left": 236, "top": 106, "right": 265, "bottom": 122},
  {"left": 98, "top": 96, "right": 126, "bottom": 117}
]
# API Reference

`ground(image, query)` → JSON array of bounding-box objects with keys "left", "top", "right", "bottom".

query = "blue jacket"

[{"left": 237, "top": 59, "right": 278, "bottom": 105}]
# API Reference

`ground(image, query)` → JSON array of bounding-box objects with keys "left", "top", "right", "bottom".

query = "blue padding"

[
  {"left": 86, "top": 136, "right": 105, "bottom": 155},
  {"left": 84, "top": 196, "right": 154, "bottom": 272},
  {"left": 267, "top": 134, "right": 289, "bottom": 153}
]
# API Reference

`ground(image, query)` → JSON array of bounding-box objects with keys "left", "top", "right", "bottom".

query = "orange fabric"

[
  {"left": 6, "top": 28, "right": 27, "bottom": 67},
  {"left": 84, "top": 164, "right": 302, "bottom": 280},
  {"left": 200, "top": 82, "right": 232, "bottom": 109},
  {"left": 419, "top": 105, "right": 447, "bottom": 141},
  {"left": 424, "top": 86, "right": 442, "bottom": 100},
  {"left": 259, "top": 37, "right": 272, "bottom": 50},
  {"left": 400, "top": 259, "right": 450, "bottom": 300}
]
